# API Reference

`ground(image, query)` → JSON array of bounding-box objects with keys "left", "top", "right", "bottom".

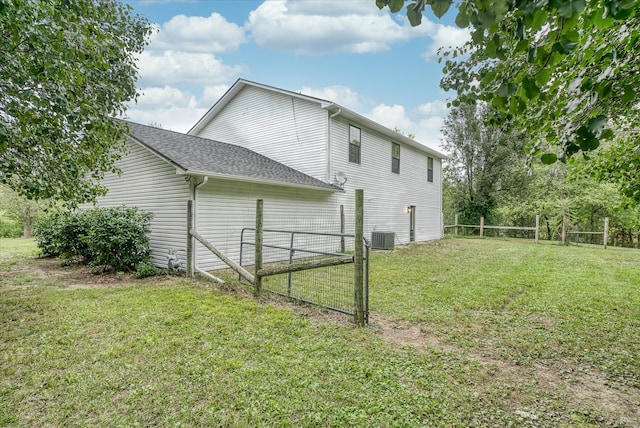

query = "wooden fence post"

[
  {"left": 340, "top": 204, "right": 345, "bottom": 253},
  {"left": 535, "top": 214, "right": 540, "bottom": 244},
  {"left": 480, "top": 217, "right": 484, "bottom": 237},
  {"left": 603, "top": 217, "right": 609, "bottom": 250},
  {"left": 186, "top": 200, "right": 193, "bottom": 277},
  {"left": 354, "top": 189, "right": 365, "bottom": 327},
  {"left": 254, "top": 199, "right": 263, "bottom": 297},
  {"left": 454, "top": 214, "right": 459, "bottom": 236}
]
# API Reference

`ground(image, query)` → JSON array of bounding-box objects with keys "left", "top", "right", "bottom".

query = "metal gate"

[{"left": 239, "top": 227, "right": 369, "bottom": 322}]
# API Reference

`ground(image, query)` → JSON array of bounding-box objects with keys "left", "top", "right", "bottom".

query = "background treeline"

[{"left": 442, "top": 103, "right": 640, "bottom": 247}]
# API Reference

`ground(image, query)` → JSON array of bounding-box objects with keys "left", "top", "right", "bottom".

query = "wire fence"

[
  {"left": 238, "top": 204, "right": 369, "bottom": 321},
  {"left": 443, "top": 214, "right": 640, "bottom": 249}
]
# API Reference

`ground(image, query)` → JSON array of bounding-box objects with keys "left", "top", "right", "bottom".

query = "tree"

[
  {"left": 442, "top": 103, "right": 527, "bottom": 224},
  {"left": 0, "top": 184, "right": 51, "bottom": 237},
  {"left": 376, "top": 1, "right": 640, "bottom": 193},
  {"left": 0, "top": 0, "right": 152, "bottom": 203}
]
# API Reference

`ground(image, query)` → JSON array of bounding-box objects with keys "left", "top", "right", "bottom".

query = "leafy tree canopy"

[
  {"left": 376, "top": 0, "right": 639, "bottom": 168},
  {"left": 442, "top": 102, "right": 528, "bottom": 223},
  {"left": 0, "top": 0, "right": 152, "bottom": 203}
]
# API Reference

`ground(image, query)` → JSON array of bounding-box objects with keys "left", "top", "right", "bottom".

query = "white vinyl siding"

[
  {"left": 329, "top": 117, "right": 442, "bottom": 245},
  {"left": 194, "top": 179, "right": 343, "bottom": 271},
  {"left": 193, "top": 85, "right": 328, "bottom": 181},
  {"left": 85, "top": 140, "right": 191, "bottom": 268}
]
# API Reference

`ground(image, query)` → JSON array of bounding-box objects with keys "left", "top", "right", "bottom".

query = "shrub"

[
  {"left": 33, "top": 206, "right": 153, "bottom": 271},
  {"left": 34, "top": 211, "right": 90, "bottom": 259},
  {"left": 135, "top": 262, "right": 158, "bottom": 278},
  {"left": 0, "top": 218, "right": 22, "bottom": 238},
  {"left": 80, "top": 207, "right": 153, "bottom": 271},
  {"left": 33, "top": 212, "right": 66, "bottom": 256}
]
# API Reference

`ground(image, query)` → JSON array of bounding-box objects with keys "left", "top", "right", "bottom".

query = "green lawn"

[
  {"left": 1, "top": 237, "right": 638, "bottom": 427},
  {"left": 0, "top": 237, "right": 38, "bottom": 261}
]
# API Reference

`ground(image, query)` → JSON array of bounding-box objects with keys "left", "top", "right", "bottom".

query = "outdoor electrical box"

[{"left": 371, "top": 232, "right": 395, "bottom": 250}]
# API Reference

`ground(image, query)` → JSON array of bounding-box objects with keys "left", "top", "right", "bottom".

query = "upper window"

[
  {"left": 349, "top": 125, "right": 361, "bottom": 164},
  {"left": 427, "top": 157, "right": 434, "bottom": 182},
  {"left": 392, "top": 142, "right": 400, "bottom": 174}
]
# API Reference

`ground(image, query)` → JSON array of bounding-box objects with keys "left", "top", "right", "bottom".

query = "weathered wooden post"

[
  {"left": 535, "top": 214, "right": 540, "bottom": 244},
  {"left": 340, "top": 204, "right": 345, "bottom": 253},
  {"left": 186, "top": 200, "right": 193, "bottom": 277},
  {"left": 603, "top": 217, "right": 609, "bottom": 250},
  {"left": 254, "top": 199, "right": 263, "bottom": 297},
  {"left": 354, "top": 189, "right": 365, "bottom": 327},
  {"left": 454, "top": 214, "right": 459, "bottom": 236},
  {"left": 480, "top": 217, "right": 484, "bottom": 237}
]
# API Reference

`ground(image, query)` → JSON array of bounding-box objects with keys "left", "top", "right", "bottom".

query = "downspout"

[
  {"left": 327, "top": 108, "right": 342, "bottom": 183},
  {"left": 191, "top": 176, "right": 223, "bottom": 283}
]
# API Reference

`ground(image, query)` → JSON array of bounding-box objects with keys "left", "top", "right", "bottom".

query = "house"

[{"left": 91, "top": 79, "right": 445, "bottom": 271}]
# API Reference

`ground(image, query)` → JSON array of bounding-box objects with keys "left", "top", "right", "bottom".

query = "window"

[
  {"left": 427, "top": 157, "right": 434, "bottom": 182},
  {"left": 349, "top": 125, "right": 361, "bottom": 164},
  {"left": 391, "top": 142, "right": 400, "bottom": 174}
]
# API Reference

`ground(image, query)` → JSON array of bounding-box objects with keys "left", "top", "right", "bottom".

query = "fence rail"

[{"left": 444, "top": 214, "right": 617, "bottom": 249}]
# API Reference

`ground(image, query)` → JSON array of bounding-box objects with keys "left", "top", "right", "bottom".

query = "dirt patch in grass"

[
  {"left": 375, "top": 316, "right": 640, "bottom": 426},
  {"left": 1, "top": 257, "right": 175, "bottom": 289}
]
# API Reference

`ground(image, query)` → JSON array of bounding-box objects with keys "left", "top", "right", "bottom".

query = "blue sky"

[{"left": 123, "top": 0, "right": 469, "bottom": 150}]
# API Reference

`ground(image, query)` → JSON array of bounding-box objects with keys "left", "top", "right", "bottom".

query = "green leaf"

[
  {"left": 552, "top": 38, "right": 578, "bottom": 53},
  {"left": 601, "top": 129, "right": 615, "bottom": 140},
  {"left": 621, "top": 85, "right": 636, "bottom": 102},
  {"left": 497, "top": 82, "right": 518, "bottom": 97},
  {"left": 455, "top": 9, "right": 470, "bottom": 28},
  {"left": 492, "top": 95, "right": 508, "bottom": 110},
  {"left": 579, "top": 138, "right": 600, "bottom": 151},
  {"left": 594, "top": 10, "right": 615, "bottom": 29},
  {"left": 541, "top": 153, "right": 558, "bottom": 164},
  {"left": 554, "top": 0, "right": 587, "bottom": 18},
  {"left": 430, "top": 0, "right": 452, "bottom": 19},
  {"left": 389, "top": 0, "right": 404, "bottom": 13},
  {"left": 481, "top": 70, "right": 497, "bottom": 85},
  {"left": 478, "top": 9, "right": 497, "bottom": 26},
  {"left": 535, "top": 69, "right": 552, "bottom": 86},
  {"left": 529, "top": 9, "right": 549, "bottom": 31},
  {"left": 522, "top": 76, "right": 541, "bottom": 99},
  {"left": 407, "top": 5, "right": 423, "bottom": 26},
  {"left": 587, "top": 115, "right": 607, "bottom": 136},
  {"left": 375, "top": 0, "right": 388, "bottom": 10}
]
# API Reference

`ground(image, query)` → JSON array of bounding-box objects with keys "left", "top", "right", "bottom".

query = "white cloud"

[
  {"left": 137, "top": 51, "right": 246, "bottom": 86},
  {"left": 246, "top": 0, "right": 427, "bottom": 54},
  {"left": 199, "top": 85, "right": 231, "bottom": 108},
  {"left": 365, "top": 100, "right": 449, "bottom": 151},
  {"left": 299, "top": 85, "right": 362, "bottom": 110},
  {"left": 150, "top": 13, "right": 246, "bottom": 53},
  {"left": 417, "top": 100, "right": 449, "bottom": 116},
  {"left": 126, "top": 86, "right": 209, "bottom": 132},
  {"left": 422, "top": 23, "right": 470, "bottom": 59},
  {"left": 368, "top": 104, "right": 415, "bottom": 133}
]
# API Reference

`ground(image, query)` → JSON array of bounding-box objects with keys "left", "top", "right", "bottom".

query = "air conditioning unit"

[{"left": 371, "top": 231, "right": 395, "bottom": 250}]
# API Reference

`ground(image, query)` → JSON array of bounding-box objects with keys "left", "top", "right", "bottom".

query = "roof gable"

[
  {"left": 188, "top": 78, "right": 446, "bottom": 159},
  {"left": 125, "top": 121, "right": 341, "bottom": 192}
]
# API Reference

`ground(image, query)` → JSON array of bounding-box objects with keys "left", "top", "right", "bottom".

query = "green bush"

[
  {"left": 33, "top": 212, "right": 65, "bottom": 256},
  {"left": 34, "top": 206, "right": 153, "bottom": 271},
  {"left": 0, "top": 218, "right": 22, "bottom": 238},
  {"left": 135, "top": 262, "right": 158, "bottom": 278}
]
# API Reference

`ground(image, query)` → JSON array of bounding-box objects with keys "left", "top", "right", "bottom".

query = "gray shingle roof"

[{"left": 125, "top": 121, "right": 341, "bottom": 191}]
